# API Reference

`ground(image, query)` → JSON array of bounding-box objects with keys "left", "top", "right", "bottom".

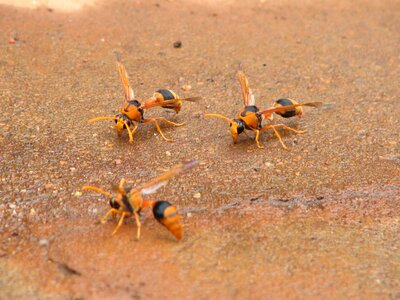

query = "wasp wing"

[
  {"left": 237, "top": 71, "right": 251, "bottom": 107},
  {"left": 259, "top": 102, "right": 322, "bottom": 116},
  {"left": 138, "top": 161, "right": 198, "bottom": 195},
  {"left": 248, "top": 88, "right": 256, "bottom": 106},
  {"left": 117, "top": 61, "right": 135, "bottom": 101},
  {"left": 141, "top": 97, "right": 201, "bottom": 110}
]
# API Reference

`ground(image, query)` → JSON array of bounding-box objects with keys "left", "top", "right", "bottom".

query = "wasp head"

[
  {"left": 230, "top": 119, "right": 245, "bottom": 144},
  {"left": 109, "top": 198, "right": 120, "bottom": 209}
]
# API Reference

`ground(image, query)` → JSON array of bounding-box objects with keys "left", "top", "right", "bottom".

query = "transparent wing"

[
  {"left": 117, "top": 61, "right": 135, "bottom": 101},
  {"left": 259, "top": 102, "right": 323, "bottom": 116},
  {"left": 141, "top": 97, "right": 202, "bottom": 110},
  {"left": 237, "top": 71, "right": 250, "bottom": 106},
  {"left": 138, "top": 161, "right": 198, "bottom": 195},
  {"left": 248, "top": 88, "right": 256, "bottom": 106}
]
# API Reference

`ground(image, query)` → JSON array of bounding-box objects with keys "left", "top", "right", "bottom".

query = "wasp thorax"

[{"left": 120, "top": 100, "right": 142, "bottom": 121}]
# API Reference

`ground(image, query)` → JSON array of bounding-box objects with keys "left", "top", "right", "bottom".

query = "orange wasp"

[
  {"left": 82, "top": 161, "right": 198, "bottom": 240},
  {"left": 89, "top": 57, "right": 201, "bottom": 143},
  {"left": 205, "top": 71, "right": 322, "bottom": 149}
]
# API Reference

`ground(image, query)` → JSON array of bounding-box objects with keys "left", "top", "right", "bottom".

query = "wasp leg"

[
  {"left": 251, "top": 129, "right": 264, "bottom": 149},
  {"left": 134, "top": 212, "right": 142, "bottom": 240},
  {"left": 155, "top": 117, "right": 185, "bottom": 127},
  {"left": 274, "top": 124, "right": 306, "bottom": 135},
  {"left": 111, "top": 212, "right": 128, "bottom": 236},
  {"left": 100, "top": 208, "right": 121, "bottom": 224},
  {"left": 271, "top": 126, "right": 289, "bottom": 150},
  {"left": 142, "top": 118, "right": 181, "bottom": 142},
  {"left": 131, "top": 123, "right": 138, "bottom": 139},
  {"left": 261, "top": 124, "right": 306, "bottom": 150},
  {"left": 261, "top": 125, "right": 288, "bottom": 150},
  {"left": 121, "top": 120, "right": 134, "bottom": 143}
]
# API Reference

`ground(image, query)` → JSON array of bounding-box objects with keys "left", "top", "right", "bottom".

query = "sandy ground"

[{"left": 0, "top": 0, "right": 399, "bottom": 299}]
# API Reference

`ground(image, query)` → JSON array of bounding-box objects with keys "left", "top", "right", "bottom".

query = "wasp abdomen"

[
  {"left": 155, "top": 89, "right": 182, "bottom": 113},
  {"left": 275, "top": 98, "right": 297, "bottom": 118},
  {"left": 153, "top": 201, "right": 183, "bottom": 240},
  {"left": 156, "top": 89, "right": 178, "bottom": 100}
]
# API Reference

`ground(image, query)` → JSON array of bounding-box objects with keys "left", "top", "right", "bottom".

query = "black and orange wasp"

[
  {"left": 89, "top": 56, "right": 201, "bottom": 143},
  {"left": 82, "top": 161, "right": 198, "bottom": 240},
  {"left": 205, "top": 71, "right": 322, "bottom": 149}
]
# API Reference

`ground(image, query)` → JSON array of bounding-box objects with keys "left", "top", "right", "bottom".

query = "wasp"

[
  {"left": 205, "top": 71, "right": 322, "bottom": 149},
  {"left": 82, "top": 161, "right": 198, "bottom": 240},
  {"left": 89, "top": 57, "right": 201, "bottom": 143}
]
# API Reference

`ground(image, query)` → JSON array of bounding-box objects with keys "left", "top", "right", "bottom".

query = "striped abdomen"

[
  {"left": 274, "top": 98, "right": 302, "bottom": 118},
  {"left": 153, "top": 201, "right": 183, "bottom": 240},
  {"left": 155, "top": 89, "right": 182, "bottom": 113}
]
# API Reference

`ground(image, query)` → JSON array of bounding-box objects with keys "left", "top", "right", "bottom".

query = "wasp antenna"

[
  {"left": 82, "top": 185, "right": 113, "bottom": 198},
  {"left": 204, "top": 113, "right": 234, "bottom": 124},
  {"left": 88, "top": 116, "right": 117, "bottom": 123}
]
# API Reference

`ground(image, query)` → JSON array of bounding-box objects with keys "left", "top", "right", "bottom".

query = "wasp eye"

[{"left": 109, "top": 198, "right": 120, "bottom": 209}]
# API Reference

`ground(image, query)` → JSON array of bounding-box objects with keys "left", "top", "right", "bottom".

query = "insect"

[
  {"left": 205, "top": 71, "right": 322, "bottom": 149},
  {"left": 82, "top": 161, "right": 198, "bottom": 240},
  {"left": 88, "top": 57, "right": 201, "bottom": 143}
]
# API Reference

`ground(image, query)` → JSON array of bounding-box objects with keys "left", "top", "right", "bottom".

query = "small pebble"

[
  {"left": 30, "top": 208, "right": 36, "bottom": 215},
  {"left": 187, "top": 212, "right": 193, "bottom": 218},
  {"left": 265, "top": 162, "right": 274, "bottom": 168},
  {"left": 293, "top": 155, "right": 302, "bottom": 162},
  {"left": 173, "top": 40, "right": 182, "bottom": 48},
  {"left": 9, "top": 203, "right": 16, "bottom": 209},
  {"left": 166, "top": 151, "right": 171, "bottom": 156},
  {"left": 39, "top": 239, "right": 49, "bottom": 247},
  {"left": 193, "top": 192, "right": 201, "bottom": 199},
  {"left": 45, "top": 184, "right": 55, "bottom": 190},
  {"left": 115, "top": 159, "right": 122, "bottom": 165},
  {"left": 75, "top": 191, "right": 82, "bottom": 196},
  {"left": 181, "top": 84, "right": 192, "bottom": 91}
]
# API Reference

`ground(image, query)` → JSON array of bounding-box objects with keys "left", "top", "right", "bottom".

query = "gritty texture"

[{"left": 0, "top": 0, "right": 399, "bottom": 299}]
